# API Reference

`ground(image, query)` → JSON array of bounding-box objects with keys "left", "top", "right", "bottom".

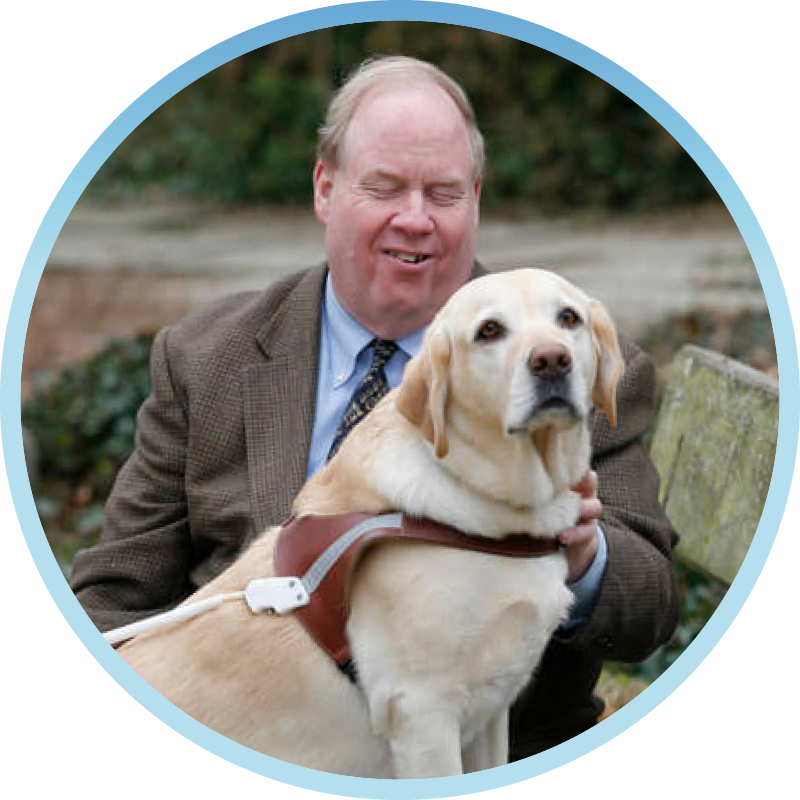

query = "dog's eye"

[
  {"left": 475, "top": 319, "right": 506, "bottom": 342},
  {"left": 558, "top": 307, "right": 582, "bottom": 330}
]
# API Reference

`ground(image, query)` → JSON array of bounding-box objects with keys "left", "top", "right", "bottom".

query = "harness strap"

[
  {"left": 301, "top": 513, "right": 403, "bottom": 593},
  {"left": 102, "top": 512, "right": 561, "bottom": 679},
  {"left": 274, "top": 512, "right": 561, "bottom": 670}
]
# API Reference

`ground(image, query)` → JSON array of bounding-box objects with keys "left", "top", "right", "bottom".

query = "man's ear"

[
  {"left": 472, "top": 175, "right": 483, "bottom": 203},
  {"left": 589, "top": 300, "right": 624, "bottom": 428},
  {"left": 395, "top": 329, "right": 451, "bottom": 458},
  {"left": 313, "top": 160, "right": 334, "bottom": 224},
  {"left": 471, "top": 175, "right": 482, "bottom": 226}
]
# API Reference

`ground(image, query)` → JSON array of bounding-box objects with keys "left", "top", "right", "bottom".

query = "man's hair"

[{"left": 317, "top": 56, "right": 485, "bottom": 179}]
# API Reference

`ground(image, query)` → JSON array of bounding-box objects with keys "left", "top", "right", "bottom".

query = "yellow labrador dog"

[{"left": 119, "top": 268, "right": 623, "bottom": 778}]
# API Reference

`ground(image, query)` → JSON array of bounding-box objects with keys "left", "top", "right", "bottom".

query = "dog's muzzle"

[
  {"left": 530, "top": 378, "right": 579, "bottom": 420},
  {"left": 524, "top": 343, "right": 580, "bottom": 425}
]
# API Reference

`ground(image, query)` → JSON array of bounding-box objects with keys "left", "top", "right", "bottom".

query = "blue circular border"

[{"left": 2, "top": 2, "right": 797, "bottom": 797}]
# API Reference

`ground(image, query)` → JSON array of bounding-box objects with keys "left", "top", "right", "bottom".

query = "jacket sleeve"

[
  {"left": 559, "top": 341, "right": 680, "bottom": 661},
  {"left": 70, "top": 326, "right": 196, "bottom": 632}
]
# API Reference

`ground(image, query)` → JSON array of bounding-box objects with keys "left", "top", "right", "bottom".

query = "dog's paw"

[{"left": 529, "top": 490, "right": 581, "bottom": 537}]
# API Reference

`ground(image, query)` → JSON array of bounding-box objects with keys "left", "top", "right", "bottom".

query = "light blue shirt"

[
  {"left": 561, "top": 522, "right": 607, "bottom": 629},
  {"left": 306, "top": 275, "right": 424, "bottom": 478},
  {"left": 307, "top": 274, "right": 606, "bottom": 625}
]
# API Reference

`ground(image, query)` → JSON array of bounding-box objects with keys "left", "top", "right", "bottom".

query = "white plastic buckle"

[{"left": 244, "top": 576, "right": 310, "bottom": 615}]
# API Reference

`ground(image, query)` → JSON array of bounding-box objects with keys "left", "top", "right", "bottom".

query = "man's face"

[{"left": 313, "top": 84, "right": 482, "bottom": 339}]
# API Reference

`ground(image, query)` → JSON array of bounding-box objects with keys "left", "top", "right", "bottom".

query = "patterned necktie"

[{"left": 327, "top": 339, "right": 398, "bottom": 460}]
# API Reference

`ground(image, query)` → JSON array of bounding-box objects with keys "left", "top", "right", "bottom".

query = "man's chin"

[{"left": 368, "top": 291, "right": 437, "bottom": 338}]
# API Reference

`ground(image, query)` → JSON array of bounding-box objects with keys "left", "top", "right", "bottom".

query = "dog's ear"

[
  {"left": 395, "top": 329, "right": 451, "bottom": 458},
  {"left": 588, "top": 300, "right": 624, "bottom": 428}
]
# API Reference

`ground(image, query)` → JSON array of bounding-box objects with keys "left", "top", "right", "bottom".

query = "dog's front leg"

[
  {"left": 381, "top": 693, "right": 463, "bottom": 778},
  {"left": 462, "top": 711, "right": 509, "bottom": 773},
  {"left": 487, "top": 710, "right": 509, "bottom": 769}
]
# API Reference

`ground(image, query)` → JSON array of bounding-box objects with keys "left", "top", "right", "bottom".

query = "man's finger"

[
  {"left": 572, "top": 469, "right": 598, "bottom": 496},
  {"left": 578, "top": 497, "right": 603, "bottom": 523},
  {"left": 558, "top": 521, "right": 598, "bottom": 546}
]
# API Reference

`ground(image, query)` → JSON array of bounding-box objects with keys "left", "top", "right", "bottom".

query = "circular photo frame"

[{"left": 3, "top": 2, "right": 797, "bottom": 798}]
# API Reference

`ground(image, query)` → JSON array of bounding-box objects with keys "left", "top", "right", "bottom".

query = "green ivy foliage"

[
  {"left": 23, "top": 334, "right": 154, "bottom": 497},
  {"left": 88, "top": 23, "right": 714, "bottom": 212},
  {"left": 23, "top": 334, "right": 155, "bottom": 570}
]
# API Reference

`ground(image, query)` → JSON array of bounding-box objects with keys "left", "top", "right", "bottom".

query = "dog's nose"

[{"left": 528, "top": 344, "right": 572, "bottom": 378}]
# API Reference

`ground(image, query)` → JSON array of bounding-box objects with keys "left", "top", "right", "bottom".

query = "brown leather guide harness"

[{"left": 273, "top": 512, "right": 562, "bottom": 681}]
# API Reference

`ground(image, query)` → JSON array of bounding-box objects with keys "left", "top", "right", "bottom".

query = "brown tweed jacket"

[{"left": 71, "top": 265, "right": 679, "bottom": 759}]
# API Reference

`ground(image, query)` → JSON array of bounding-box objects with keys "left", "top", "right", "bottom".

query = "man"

[{"left": 71, "top": 56, "right": 679, "bottom": 761}]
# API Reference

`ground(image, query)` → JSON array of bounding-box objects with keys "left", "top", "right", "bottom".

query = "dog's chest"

[{"left": 347, "top": 542, "right": 573, "bottom": 721}]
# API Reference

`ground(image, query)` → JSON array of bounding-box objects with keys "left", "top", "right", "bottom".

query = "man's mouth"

[{"left": 385, "top": 250, "right": 430, "bottom": 265}]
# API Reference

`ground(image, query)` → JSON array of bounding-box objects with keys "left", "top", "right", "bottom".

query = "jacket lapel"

[
  {"left": 243, "top": 267, "right": 326, "bottom": 533},
  {"left": 242, "top": 262, "right": 485, "bottom": 534}
]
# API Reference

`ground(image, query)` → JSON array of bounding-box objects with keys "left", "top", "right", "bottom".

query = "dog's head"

[{"left": 396, "top": 269, "right": 624, "bottom": 459}]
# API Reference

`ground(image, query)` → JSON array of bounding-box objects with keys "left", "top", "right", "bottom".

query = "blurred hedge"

[
  {"left": 23, "top": 335, "right": 155, "bottom": 569},
  {"left": 88, "top": 23, "right": 715, "bottom": 212}
]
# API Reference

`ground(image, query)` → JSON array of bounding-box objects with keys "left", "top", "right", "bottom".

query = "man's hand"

[{"left": 559, "top": 470, "right": 602, "bottom": 583}]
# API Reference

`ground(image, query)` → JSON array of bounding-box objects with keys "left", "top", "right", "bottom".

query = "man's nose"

[{"left": 390, "top": 190, "right": 434, "bottom": 234}]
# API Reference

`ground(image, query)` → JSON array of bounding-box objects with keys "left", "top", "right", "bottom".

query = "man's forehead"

[{"left": 359, "top": 166, "right": 470, "bottom": 187}]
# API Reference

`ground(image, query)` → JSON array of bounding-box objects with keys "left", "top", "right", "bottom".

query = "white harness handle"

[
  {"left": 102, "top": 514, "right": 400, "bottom": 647},
  {"left": 102, "top": 577, "right": 310, "bottom": 646}
]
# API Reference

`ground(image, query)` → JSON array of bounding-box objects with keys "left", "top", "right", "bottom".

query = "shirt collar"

[{"left": 324, "top": 274, "right": 425, "bottom": 389}]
